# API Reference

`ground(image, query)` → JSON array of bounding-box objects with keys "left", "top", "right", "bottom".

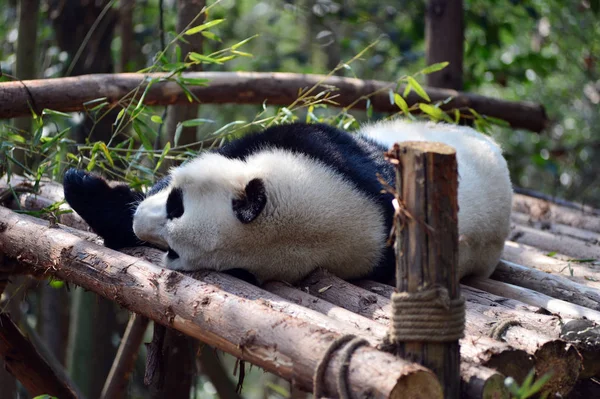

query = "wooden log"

[
  {"left": 387, "top": 141, "right": 462, "bottom": 399},
  {"left": 298, "top": 271, "right": 533, "bottom": 384},
  {"left": 358, "top": 280, "right": 583, "bottom": 396},
  {"left": 465, "top": 277, "right": 600, "bottom": 323},
  {"left": 100, "top": 313, "right": 150, "bottom": 399},
  {"left": 0, "top": 313, "right": 78, "bottom": 399},
  {"left": 511, "top": 212, "right": 600, "bottom": 245},
  {"left": 512, "top": 193, "right": 600, "bottom": 233},
  {"left": 509, "top": 224, "right": 600, "bottom": 261},
  {"left": 513, "top": 187, "right": 600, "bottom": 217},
  {"left": 492, "top": 260, "right": 600, "bottom": 309},
  {"left": 460, "top": 362, "right": 509, "bottom": 399},
  {"left": 502, "top": 241, "right": 600, "bottom": 285},
  {"left": 0, "top": 207, "right": 442, "bottom": 399},
  {"left": 265, "top": 280, "right": 509, "bottom": 399},
  {"left": 0, "top": 72, "right": 548, "bottom": 132}
]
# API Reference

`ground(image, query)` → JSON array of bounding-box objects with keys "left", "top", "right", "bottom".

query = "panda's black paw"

[{"left": 63, "top": 168, "right": 144, "bottom": 249}]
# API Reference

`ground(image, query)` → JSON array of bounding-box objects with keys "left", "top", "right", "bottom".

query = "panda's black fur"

[{"left": 64, "top": 122, "right": 397, "bottom": 283}]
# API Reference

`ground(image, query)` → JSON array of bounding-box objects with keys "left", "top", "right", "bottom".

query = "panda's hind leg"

[{"left": 63, "top": 168, "right": 144, "bottom": 249}]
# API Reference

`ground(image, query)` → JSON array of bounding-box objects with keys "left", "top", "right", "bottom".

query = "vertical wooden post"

[
  {"left": 387, "top": 141, "right": 463, "bottom": 399},
  {"left": 425, "top": 0, "right": 464, "bottom": 90}
]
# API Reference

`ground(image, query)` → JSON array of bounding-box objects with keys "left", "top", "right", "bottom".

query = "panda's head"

[{"left": 132, "top": 149, "right": 385, "bottom": 283}]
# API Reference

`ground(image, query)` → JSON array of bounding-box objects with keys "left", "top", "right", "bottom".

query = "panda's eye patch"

[{"left": 166, "top": 187, "right": 184, "bottom": 219}]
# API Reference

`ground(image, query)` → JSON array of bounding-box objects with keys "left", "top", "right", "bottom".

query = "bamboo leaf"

[
  {"left": 407, "top": 77, "right": 430, "bottom": 102},
  {"left": 184, "top": 19, "right": 225, "bottom": 36},
  {"left": 394, "top": 93, "right": 410, "bottom": 115},
  {"left": 419, "top": 62, "right": 449, "bottom": 75}
]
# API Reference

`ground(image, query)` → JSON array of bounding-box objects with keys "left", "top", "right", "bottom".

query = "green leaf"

[
  {"left": 546, "top": 251, "right": 557, "bottom": 257},
  {"left": 419, "top": 103, "right": 444, "bottom": 120},
  {"left": 154, "top": 142, "right": 171, "bottom": 173},
  {"left": 151, "top": 115, "right": 163, "bottom": 124},
  {"left": 188, "top": 52, "right": 222, "bottom": 64},
  {"left": 179, "top": 77, "right": 210, "bottom": 86},
  {"left": 41, "top": 109, "right": 72, "bottom": 118},
  {"left": 231, "top": 50, "right": 253, "bottom": 57},
  {"left": 402, "top": 82, "right": 412, "bottom": 98},
  {"left": 181, "top": 118, "right": 215, "bottom": 127},
  {"left": 231, "top": 34, "right": 259, "bottom": 50},
  {"left": 406, "top": 77, "right": 430, "bottom": 102},
  {"left": 394, "top": 93, "right": 410, "bottom": 115},
  {"left": 98, "top": 142, "right": 114, "bottom": 167},
  {"left": 484, "top": 115, "right": 511, "bottom": 127},
  {"left": 201, "top": 31, "right": 221, "bottom": 41},
  {"left": 419, "top": 62, "right": 449, "bottom": 75},
  {"left": 132, "top": 120, "right": 154, "bottom": 151},
  {"left": 184, "top": 19, "right": 225, "bottom": 36}
]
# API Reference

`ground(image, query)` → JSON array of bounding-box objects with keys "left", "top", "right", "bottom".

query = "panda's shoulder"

[{"left": 216, "top": 122, "right": 356, "bottom": 160}]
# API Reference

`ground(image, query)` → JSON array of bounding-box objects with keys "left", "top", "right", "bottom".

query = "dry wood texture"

[
  {"left": 0, "top": 313, "right": 77, "bottom": 399},
  {"left": 357, "top": 279, "right": 582, "bottom": 396},
  {"left": 264, "top": 280, "right": 509, "bottom": 399},
  {"left": 466, "top": 277, "right": 600, "bottom": 323},
  {"left": 388, "top": 142, "right": 462, "bottom": 399},
  {"left": 512, "top": 193, "right": 600, "bottom": 233},
  {"left": 0, "top": 72, "right": 547, "bottom": 131},
  {"left": 0, "top": 207, "right": 442, "bottom": 399},
  {"left": 299, "top": 271, "right": 533, "bottom": 385}
]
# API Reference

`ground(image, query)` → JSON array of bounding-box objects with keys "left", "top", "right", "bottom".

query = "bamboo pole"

[{"left": 0, "top": 207, "right": 442, "bottom": 399}]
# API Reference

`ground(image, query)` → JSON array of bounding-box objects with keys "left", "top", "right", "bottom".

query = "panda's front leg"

[{"left": 63, "top": 169, "right": 146, "bottom": 249}]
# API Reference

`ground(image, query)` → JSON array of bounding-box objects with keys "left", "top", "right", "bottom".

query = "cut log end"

[
  {"left": 460, "top": 363, "right": 509, "bottom": 399},
  {"left": 389, "top": 370, "right": 443, "bottom": 399},
  {"left": 534, "top": 341, "right": 582, "bottom": 397},
  {"left": 483, "top": 349, "right": 534, "bottom": 385}
]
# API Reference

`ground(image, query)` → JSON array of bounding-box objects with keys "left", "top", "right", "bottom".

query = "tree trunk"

[
  {"left": 164, "top": 0, "right": 205, "bottom": 152},
  {"left": 425, "top": 0, "right": 464, "bottom": 90},
  {"left": 12, "top": 0, "right": 40, "bottom": 174}
]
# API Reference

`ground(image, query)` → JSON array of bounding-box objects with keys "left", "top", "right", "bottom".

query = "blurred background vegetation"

[{"left": 0, "top": 0, "right": 599, "bottom": 398}]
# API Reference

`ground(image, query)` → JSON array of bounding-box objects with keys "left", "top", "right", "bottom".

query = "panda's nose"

[{"left": 133, "top": 190, "right": 169, "bottom": 249}]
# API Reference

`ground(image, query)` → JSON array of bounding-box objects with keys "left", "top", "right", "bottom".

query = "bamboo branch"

[
  {"left": 0, "top": 313, "right": 78, "bottom": 399},
  {"left": 0, "top": 207, "right": 442, "bottom": 399},
  {"left": 0, "top": 72, "right": 548, "bottom": 131}
]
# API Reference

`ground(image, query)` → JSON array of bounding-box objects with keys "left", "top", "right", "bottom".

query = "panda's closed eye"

[{"left": 166, "top": 187, "right": 184, "bottom": 219}]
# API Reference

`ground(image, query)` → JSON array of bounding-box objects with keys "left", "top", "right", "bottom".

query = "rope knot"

[{"left": 388, "top": 286, "right": 465, "bottom": 343}]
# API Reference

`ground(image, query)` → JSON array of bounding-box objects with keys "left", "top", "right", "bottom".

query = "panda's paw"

[{"left": 63, "top": 168, "right": 143, "bottom": 249}]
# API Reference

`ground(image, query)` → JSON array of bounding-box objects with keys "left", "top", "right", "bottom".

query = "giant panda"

[{"left": 63, "top": 119, "right": 513, "bottom": 285}]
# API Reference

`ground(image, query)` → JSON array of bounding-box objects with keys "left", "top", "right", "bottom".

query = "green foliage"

[{"left": 504, "top": 369, "right": 552, "bottom": 399}]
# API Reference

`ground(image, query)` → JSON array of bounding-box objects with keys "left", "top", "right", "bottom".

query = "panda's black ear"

[{"left": 232, "top": 178, "right": 267, "bottom": 224}]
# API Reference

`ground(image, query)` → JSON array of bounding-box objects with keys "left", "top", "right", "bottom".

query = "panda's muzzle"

[{"left": 167, "top": 247, "right": 180, "bottom": 260}]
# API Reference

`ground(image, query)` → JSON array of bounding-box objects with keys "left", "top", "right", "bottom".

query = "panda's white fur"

[
  {"left": 133, "top": 119, "right": 512, "bottom": 283},
  {"left": 134, "top": 150, "right": 385, "bottom": 282},
  {"left": 359, "top": 120, "right": 513, "bottom": 279}
]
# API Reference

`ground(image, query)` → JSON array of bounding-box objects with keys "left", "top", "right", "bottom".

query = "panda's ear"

[{"left": 232, "top": 178, "right": 267, "bottom": 224}]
